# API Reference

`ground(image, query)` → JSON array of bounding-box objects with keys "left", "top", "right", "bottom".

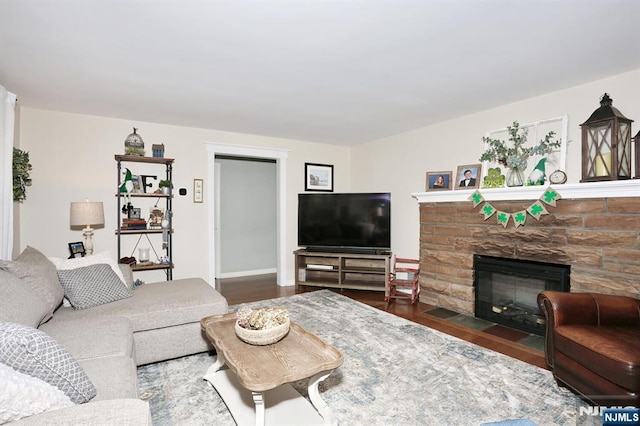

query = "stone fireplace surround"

[{"left": 413, "top": 180, "right": 640, "bottom": 315}]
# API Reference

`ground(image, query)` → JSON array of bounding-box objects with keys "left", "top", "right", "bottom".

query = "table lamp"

[{"left": 70, "top": 200, "right": 104, "bottom": 255}]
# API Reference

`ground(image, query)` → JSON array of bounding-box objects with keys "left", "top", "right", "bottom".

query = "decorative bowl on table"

[{"left": 234, "top": 307, "right": 290, "bottom": 346}]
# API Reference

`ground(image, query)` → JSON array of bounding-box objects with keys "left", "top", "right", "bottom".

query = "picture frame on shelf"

[
  {"left": 455, "top": 164, "right": 482, "bottom": 189},
  {"left": 305, "top": 163, "right": 333, "bottom": 192},
  {"left": 194, "top": 179, "right": 203, "bottom": 203},
  {"left": 128, "top": 207, "right": 142, "bottom": 220},
  {"left": 425, "top": 171, "right": 452, "bottom": 191},
  {"left": 148, "top": 206, "right": 165, "bottom": 229},
  {"left": 68, "top": 241, "right": 86, "bottom": 258}
]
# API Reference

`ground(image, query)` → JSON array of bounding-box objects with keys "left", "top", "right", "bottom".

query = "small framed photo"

[
  {"left": 194, "top": 179, "right": 203, "bottom": 203},
  {"left": 455, "top": 164, "right": 482, "bottom": 189},
  {"left": 128, "top": 207, "right": 142, "bottom": 219},
  {"left": 68, "top": 241, "right": 86, "bottom": 258},
  {"left": 305, "top": 163, "right": 334, "bottom": 192},
  {"left": 426, "top": 171, "right": 452, "bottom": 191},
  {"left": 131, "top": 175, "right": 143, "bottom": 193}
]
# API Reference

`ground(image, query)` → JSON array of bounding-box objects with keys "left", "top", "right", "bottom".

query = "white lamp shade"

[{"left": 70, "top": 201, "right": 104, "bottom": 227}]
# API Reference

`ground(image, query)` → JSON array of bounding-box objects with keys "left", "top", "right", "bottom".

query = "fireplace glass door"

[{"left": 474, "top": 255, "right": 570, "bottom": 335}]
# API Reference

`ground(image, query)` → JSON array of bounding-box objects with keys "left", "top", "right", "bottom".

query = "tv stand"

[{"left": 294, "top": 249, "right": 391, "bottom": 292}]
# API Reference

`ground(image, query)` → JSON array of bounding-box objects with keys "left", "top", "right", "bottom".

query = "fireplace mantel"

[{"left": 412, "top": 180, "right": 640, "bottom": 203}]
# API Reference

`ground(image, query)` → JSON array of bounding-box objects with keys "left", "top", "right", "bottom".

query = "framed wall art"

[
  {"left": 304, "top": 163, "right": 333, "bottom": 192},
  {"left": 425, "top": 171, "right": 452, "bottom": 191},
  {"left": 455, "top": 164, "right": 482, "bottom": 189}
]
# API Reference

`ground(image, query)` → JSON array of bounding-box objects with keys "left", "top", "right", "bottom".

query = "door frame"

[{"left": 204, "top": 142, "right": 289, "bottom": 286}]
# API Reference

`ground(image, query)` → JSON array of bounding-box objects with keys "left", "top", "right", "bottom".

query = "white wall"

[
  {"left": 16, "top": 108, "right": 351, "bottom": 284},
  {"left": 15, "top": 68, "right": 640, "bottom": 284},
  {"left": 351, "top": 69, "right": 640, "bottom": 261}
]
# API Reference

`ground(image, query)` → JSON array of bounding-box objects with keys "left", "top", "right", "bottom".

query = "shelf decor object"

[
  {"left": 70, "top": 200, "right": 104, "bottom": 255},
  {"left": 580, "top": 93, "right": 633, "bottom": 182},
  {"left": 124, "top": 128, "right": 145, "bottom": 156}
]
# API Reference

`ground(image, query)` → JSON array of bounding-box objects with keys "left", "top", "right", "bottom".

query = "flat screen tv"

[{"left": 298, "top": 192, "right": 391, "bottom": 253}]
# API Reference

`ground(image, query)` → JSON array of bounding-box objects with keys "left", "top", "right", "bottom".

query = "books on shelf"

[{"left": 121, "top": 218, "right": 147, "bottom": 230}]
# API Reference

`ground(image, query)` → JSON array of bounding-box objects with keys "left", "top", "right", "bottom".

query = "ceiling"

[{"left": 1, "top": 0, "right": 639, "bottom": 146}]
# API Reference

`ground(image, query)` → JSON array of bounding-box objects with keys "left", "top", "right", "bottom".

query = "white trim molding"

[
  {"left": 412, "top": 180, "right": 640, "bottom": 203},
  {"left": 204, "top": 142, "right": 290, "bottom": 287}
]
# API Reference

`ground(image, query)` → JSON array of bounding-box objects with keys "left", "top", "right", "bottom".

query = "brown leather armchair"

[{"left": 537, "top": 291, "right": 640, "bottom": 407}]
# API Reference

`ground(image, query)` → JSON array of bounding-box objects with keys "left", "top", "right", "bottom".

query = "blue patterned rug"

[{"left": 138, "top": 290, "right": 593, "bottom": 425}]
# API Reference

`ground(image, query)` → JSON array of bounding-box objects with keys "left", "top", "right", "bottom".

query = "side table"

[{"left": 201, "top": 313, "right": 343, "bottom": 426}]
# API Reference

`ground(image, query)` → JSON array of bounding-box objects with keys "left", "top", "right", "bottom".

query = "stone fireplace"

[
  {"left": 413, "top": 181, "right": 640, "bottom": 315},
  {"left": 474, "top": 254, "right": 570, "bottom": 335}
]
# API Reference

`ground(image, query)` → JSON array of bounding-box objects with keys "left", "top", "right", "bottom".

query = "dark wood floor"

[{"left": 216, "top": 274, "right": 547, "bottom": 370}]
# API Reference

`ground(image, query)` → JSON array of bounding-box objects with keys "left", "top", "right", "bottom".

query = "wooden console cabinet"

[{"left": 294, "top": 249, "right": 391, "bottom": 292}]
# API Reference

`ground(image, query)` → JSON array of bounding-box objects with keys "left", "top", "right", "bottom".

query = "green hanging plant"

[{"left": 13, "top": 148, "right": 32, "bottom": 202}]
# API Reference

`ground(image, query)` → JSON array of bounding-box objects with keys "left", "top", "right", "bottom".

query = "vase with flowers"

[{"left": 479, "top": 121, "right": 561, "bottom": 187}]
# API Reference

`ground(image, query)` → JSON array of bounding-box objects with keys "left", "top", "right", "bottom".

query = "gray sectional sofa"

[{"left": 0, "top": 246, "right": 228, "bottom": 425}]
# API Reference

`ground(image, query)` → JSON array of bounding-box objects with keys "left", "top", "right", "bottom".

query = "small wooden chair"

[{"left": 385, "top": 256, "right": 420, "bottom": 305}]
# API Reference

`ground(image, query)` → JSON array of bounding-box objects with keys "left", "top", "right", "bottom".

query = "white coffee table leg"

[
  {"left": 202, "top": 351, "right": 226, "bottom": 383},
  {"left": 308, "top": 370, "right": 334, "bottom": 425},
  {"left": 252, "top": 392, "right": 265, "bottom": 426}
]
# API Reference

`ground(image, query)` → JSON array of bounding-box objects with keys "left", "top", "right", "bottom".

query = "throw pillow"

[
  {"left": 49, "top": 251, "right": 127, "bottom": 288},
  {"left": 57, "top": 264, "right": 133, "bottom": 310},
  {"left": 0, "top": 322, "right": 96, "bottom": 404},
  {"left": 0, "top": 362, "right": 73, "bottom": 423},
  {"left": 0, "top": 246, "right": 64, "bottom": 314},
  {"left": 0, "top": 269, "right": 51, "bottom": 327}
]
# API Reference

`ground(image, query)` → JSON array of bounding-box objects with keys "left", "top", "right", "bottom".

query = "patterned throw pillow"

[
  {"left": 0, "top": 362, "right": 73, "bottom": 423},
  {"left": 0, "top": 322, "right": 96, "bottom": 404},
  {"left": 57, "top": 264, "right": 133, "bottom": 310}
]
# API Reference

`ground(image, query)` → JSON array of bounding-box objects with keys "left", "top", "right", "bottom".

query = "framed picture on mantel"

[{"left": 305, "top": 163, "right": 333, "bottom": 192}]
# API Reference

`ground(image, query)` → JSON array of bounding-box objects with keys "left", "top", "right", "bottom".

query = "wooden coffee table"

[{"left": 201, "top": 313, "right": 343, "bottom": 426}]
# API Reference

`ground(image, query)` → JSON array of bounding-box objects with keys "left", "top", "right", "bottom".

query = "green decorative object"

[
  {"left": 13, "top": 148, "right": 32, "bottom": 203},
  {"left": 481, "top": 203, "right": 496, "bottom": 219},
  {"left": 470, "top": 187, "right": 562, "bottom": 228},
  {"left": 482, "top": 167, "right": 505, "bottom": 188},
  {"left": 527, "top": 202, "right": 548, "bottom": 220},
  {"left": 480, "top": 121, "right": 561, "bottom": 187},
  {"left": 542, "top": 189, "right": 560, "bottom": 206},
  {"left": 497, "top": 211, "right": 510, "bottom": 227},
  {"left": 513, "top": 211, "right": 527, "bottom": 226},
  {"left": 470, "top": 191, "right": 484, "bottom": 207}
]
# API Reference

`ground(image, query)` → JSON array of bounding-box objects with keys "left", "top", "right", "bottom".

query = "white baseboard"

[{"left": 217, "top": 268, "right": 277, "bottom": 279}]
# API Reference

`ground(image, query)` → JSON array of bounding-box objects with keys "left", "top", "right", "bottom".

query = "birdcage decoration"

[{"left": 124, "top": 128, "right": 145, "bottom": 156}]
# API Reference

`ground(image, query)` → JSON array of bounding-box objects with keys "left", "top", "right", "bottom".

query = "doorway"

[
  {"left": 214, "top": 155, "right": 276, "bottom": 277},
  {"left": 204, "top": 143, "right": 289, "bottom": 286}
]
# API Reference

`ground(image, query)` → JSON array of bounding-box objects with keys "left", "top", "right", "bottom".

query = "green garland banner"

[{"left": 469, "top": 187, "right": 562, "bottom": 228}]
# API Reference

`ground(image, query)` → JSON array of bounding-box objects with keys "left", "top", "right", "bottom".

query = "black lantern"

[
  {"left": 634, "top": 130, "right": 640, "bottom": 179},
  {"left": 580, "top": 93, "right": 633, "bottom": 182}
]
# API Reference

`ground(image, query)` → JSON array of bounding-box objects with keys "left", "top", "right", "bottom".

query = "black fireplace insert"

[{"left": 473, "top": 254, "right": 570, "bottom": 335}]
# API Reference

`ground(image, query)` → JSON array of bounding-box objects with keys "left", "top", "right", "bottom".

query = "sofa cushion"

[
  {"left": 0, "top": 269, "right": 51, "bottom": 327},
  {"left": 58, "top": 264, "right": 133, "bottom": 310},
  {"left": 0, "top": 246, "right": 64, "bottom": 314},
  {"left": 39, "top": 316, "right": 134, "bottom": 362},
  {"left": 79, "top": 356, "right": 138, "bottom": 401},
  {"left": 51, "top": 278, "right": 228, "bottom": 332},
  {"left": 0, "top": 322, "right": 96, "bottom": 404},
  {"left": 7, "top": 399, "right": 152, "bottom": 426},
  {"left": 555, "top": 325, "right": 640, "bottom": 391},
  {"left": 0, "top": 362, "right": 74, "bottom": 424}
]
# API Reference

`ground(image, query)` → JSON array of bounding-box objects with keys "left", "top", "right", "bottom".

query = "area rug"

[{"left": 138, "top": 290, "right": 592, "bottom": 425}]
